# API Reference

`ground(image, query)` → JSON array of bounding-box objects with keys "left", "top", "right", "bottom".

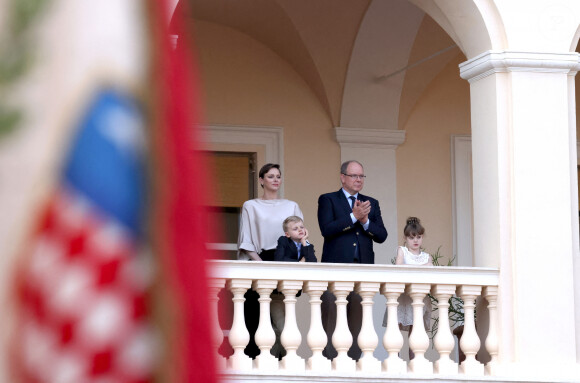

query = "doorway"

[{"left": 206, "top": 151, "right": 257, "bottom": 260}]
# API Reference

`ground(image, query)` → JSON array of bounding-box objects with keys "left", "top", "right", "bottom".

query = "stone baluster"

[
  {"left": 407, "top": 283, "right": 433, "bottom": 374},
  {"left": 227, "top": 279, "right": 253, "bottom": 371},
  {"left": 252, "top": 280, "right": 278, "bottom": 370},
  {"left": 279, "top": 280, "right": 305, "bottom": 371},
  {"left": 208, "top": 278, "right": 226, "bottom": 369},
  {"left": 330, "top": 281, "right": 356, "bottom": 372},
  {"left": 355, "top": 282, "right": 381, "bottom": 373},
  {"left": 304, "top": 281, "right": 331, "bottom": 372},
  {"left": 432, "top": 284, "right": 458, "bottom": 375},
  {"left": 483, "top": 286, "right": 499, "bottom": 376},
  {"left": 457, "top": 285, "right": 484, "bottom": 375},
  {"left": 380, "top": 283, "right": 406, "bottom": 373}
]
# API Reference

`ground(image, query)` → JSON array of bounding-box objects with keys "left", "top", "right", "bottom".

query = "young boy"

[
  {"left": 274, "top": 216, "right": 317, "bottom": 262},
  {"left": 269, "top": 216, "right": 316, "bottom": 359}
]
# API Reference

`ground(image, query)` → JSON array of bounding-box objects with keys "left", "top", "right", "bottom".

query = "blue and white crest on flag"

[{"left": 63, "top": 89, "right": 147, "bottom": 236}]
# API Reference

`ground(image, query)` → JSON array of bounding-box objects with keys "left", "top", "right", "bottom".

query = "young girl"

[{"left": 383, "top": 217, "right": 432, "bottom": 358}]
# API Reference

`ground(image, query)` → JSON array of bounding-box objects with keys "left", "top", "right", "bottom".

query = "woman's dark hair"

[
  {"left": 258, "top": 163, "right": 281, "bottom": 187},
  {"left": 403, "top": 216, "right": 425, "bottom": 237}
]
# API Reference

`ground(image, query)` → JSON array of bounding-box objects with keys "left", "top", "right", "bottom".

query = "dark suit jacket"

[
  {"left": 317, "top": 189, "right": 387, "bottom": 264},
  {"left": 274, "top": 236, "right": 317, "bottom": 262}
]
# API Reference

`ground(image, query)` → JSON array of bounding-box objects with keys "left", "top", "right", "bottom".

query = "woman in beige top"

[
  {"left": 238, "top": 163, "right": 303, "bottom": 261},
  {"left": 237, "top": 163, "right": 303, "bottom": 359}
]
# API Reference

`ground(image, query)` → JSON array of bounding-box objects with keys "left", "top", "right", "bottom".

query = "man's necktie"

[
  {"left": 349, "top": 195, "right": 360, "bottom": 262},
  {"left": 296, "top": 243, "right": 301, "bottom": 260},
  {"left": 349, "top": 195, "right": 356, "bottom": 210}
]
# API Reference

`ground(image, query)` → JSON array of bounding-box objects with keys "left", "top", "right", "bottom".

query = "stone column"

[
  {"left": 355, "top": 282, "right": 381, "bottom": 373},
  {"left": 227, "top": 279, "right": 253, "bottom": 371},
  {"left": 304, "top": 281, "right": 331, "bottom": 372},
  {"left": 279, "top": 280, "right": 305, "bottom": 371},
  {"left": 567, "top": 64, "right": 580, "bottom": 366},
  {"left": 457, "top": 285, "right": 483, "bottom": 376},
  {"left": 208, "top": 278, "right": 226, "bottom": 370},
  {"left": 380, "top": 283, "right": 406, "bottom": 373},
  {"left": 432, "top": 284, "right": 458, "bottom": 375},
  {"left": 252, "top": 280, "right": 278, "bottom": 370},
  {"left": 330, "top": 281, "right": 356, "bottom": 372},
  {"left": 483, "top": 286, "right": 499, "bottom": 376},
  {"left": 407, "top": 283, "right": 432, "bottom": 374},
  {"left": 459, "top": 51, "right": 580, "bottom": 377}
]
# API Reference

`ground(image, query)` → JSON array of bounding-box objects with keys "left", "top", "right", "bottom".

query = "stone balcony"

[{"left": 206, "top": 260, "right": 525, "bottom": 382}]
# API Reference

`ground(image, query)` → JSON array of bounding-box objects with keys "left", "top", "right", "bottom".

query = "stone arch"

[
  {"left": 572, "top": 23, "right": 580, "bottom": 52},
  {"left": 340, "top": 0, "right": 428, "bottom": 131},
  {"left": 408, "top": 0, "right": 507, "bottom": 58},
  {"left": 338, "top": 0, "right": 496, "bottom": 263},
  {"left": 339, "top": 0, "right": 507, "bottom": 133}
]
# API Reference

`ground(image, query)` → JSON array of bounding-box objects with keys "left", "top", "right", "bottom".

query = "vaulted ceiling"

[{"left": 174, "top": 0, "right": 467, "bottom": 129}]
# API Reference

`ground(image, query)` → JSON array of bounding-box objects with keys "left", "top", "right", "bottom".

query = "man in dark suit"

[
  {"left": 317, "top": 160, "right": 388, "bottom": 359},
  {"left": 318, "top": 161, "right": 388, "bottom": 263}
]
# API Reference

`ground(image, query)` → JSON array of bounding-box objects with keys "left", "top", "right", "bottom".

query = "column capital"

[
  {"left": 431, "top": 284, "right": 457, "bottom": 297},
  {"left": 253, "top": 279, "right": 278, "bottom": 291},
  {"left": 335, "top": 127, "right": 405, "bottom": 149},
  {"left": 304, "top": 280, "right": 328, "bottom": 293},
  {"left": 460, "top": 50, "right": 580, "bottom": 83},
  {"left": 457, "top": 285, "right": 482, "bottom": 297},
  {"left": 380, "top": 282, "right": 405, "bottom": 295},
  {"left": 330, "top": 281, "right": 355, "bottom": 293},
  {"left": 278, "top": 280, "right": 303, "bottom": 292},
  {"left": 355, "top": 281, "right": 380, "bottom": 294}
]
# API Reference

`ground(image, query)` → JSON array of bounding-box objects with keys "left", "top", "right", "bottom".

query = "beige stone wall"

[
  {"left": 193, "top": 21, "right": 340, "bottom": 252},
  {"left": 193, "top": 20, "right": 474, "bottom": 263},
  {"left": 396, "top": 53, "right": 471, "bottom": 264}
]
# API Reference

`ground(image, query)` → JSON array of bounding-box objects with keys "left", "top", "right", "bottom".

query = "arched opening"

[
  {"left": 171, "top": 0, "right": 580, "bottom": 372},
  {"left": 173, "top": 0, "right": 491, "bottom": 268}
]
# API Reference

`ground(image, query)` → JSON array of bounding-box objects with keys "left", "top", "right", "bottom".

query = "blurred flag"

[
  {"left": 14, "top": 90, "right": 154, "bottom": 382},
  {"left": 3, "top": 0, "right": 217, "bottom": 382}
]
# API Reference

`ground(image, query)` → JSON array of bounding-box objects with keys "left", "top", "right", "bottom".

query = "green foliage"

[
  {"left": 12, "top": 0, "right": 46, "bottom": 36},
  {"left": 430, "top": 245, "right": 455, "bottom": 266},
  {"left": 0, "top": 0, "right": 49, "bottom": 139},
  {"left": 426, "top": 246, "right": 468, "bottom": 342},
  {"left": 427, "top": 294, "right": 465, "bottom": 341},
  {"left": 390, "top": 245, "right": 466, "bottom": 342},
  {"left": 0, "top": 106, "right": 22, "bottom": 136}
]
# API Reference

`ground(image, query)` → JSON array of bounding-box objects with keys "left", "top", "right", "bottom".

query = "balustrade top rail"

[
  {"left": 208, "top": 260, "right": 499, "bottom": 287},
  {"left": 208, "top": 260, "right": 502, "bottom": 378}
]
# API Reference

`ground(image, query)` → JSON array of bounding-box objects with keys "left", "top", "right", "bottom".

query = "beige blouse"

[{"left": 237, "top": 199, "right": 303, "bottom": 260}]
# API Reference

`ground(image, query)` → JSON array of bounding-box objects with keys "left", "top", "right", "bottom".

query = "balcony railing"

[{"left": 208, "top": 260, "right": 499, "bottom": 381}]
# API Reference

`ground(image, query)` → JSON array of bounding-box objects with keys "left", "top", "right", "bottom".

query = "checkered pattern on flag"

[{"left": 14, "top": 90, "right": 155, "bottom": 383}]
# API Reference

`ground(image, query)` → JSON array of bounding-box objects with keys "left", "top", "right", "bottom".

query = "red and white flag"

[{"left": 0, "top": 0, "right": 217, "bottom": 382}]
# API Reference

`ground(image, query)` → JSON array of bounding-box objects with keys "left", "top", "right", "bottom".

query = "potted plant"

[
  {"left": 427, "top": 247, "right": 470, "bottom": 362},
  {"left": 390, "top": 247, "right": 467, "bottom": 338}
]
